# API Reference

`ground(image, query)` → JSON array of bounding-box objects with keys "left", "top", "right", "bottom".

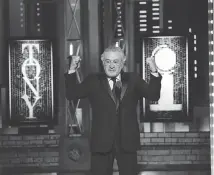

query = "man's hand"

[
  {"left": 69, "top": 56, "right": 81, "bottom": 72},
  {"left": 146, "top": 56, "right": 157, "bottom": 73}
]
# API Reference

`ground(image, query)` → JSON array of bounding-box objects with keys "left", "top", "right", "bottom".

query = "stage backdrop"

[
  {"left": 8, "top": 39, "right": 55, "bottom": 126},
  {"left": 141, "top": 36, "right": 189, "bottom": 122}
]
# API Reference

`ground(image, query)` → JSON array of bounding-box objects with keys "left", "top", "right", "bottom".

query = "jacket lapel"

[
  {"left": 120, "top": 71, "right": 128, "bottom": 101},
  {"left": 99, "top": 73, "right": 116, "bottom": 104},
  {"left": 98, "top": 72, "right": 130, "bottom": 106}
]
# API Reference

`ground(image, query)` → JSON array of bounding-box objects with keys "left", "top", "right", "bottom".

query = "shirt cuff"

[
  {"left": 151, "top": 72, "right": 159, "bottom": 77},
  {"left": 68, "top": 70, "right": 76, "bottom": 74}
]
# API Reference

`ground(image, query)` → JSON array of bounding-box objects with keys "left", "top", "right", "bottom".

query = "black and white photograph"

[{"left": 0, "top": 0, "right": 212, "bottom": 175}]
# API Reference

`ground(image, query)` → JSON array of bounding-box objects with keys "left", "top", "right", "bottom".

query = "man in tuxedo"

[{"left": 65, "top": 45, "right": 161, "bottom": 175}]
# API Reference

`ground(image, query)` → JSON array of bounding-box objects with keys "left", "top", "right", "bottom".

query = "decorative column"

[
  {"left": 209, "top": 0, "right": 214, "bottom": 174},
  {"left": 100, "top": 0, "right": 135, "bottom": 72},
  {"left": 125, "top": 0, "right": 135, "bottom": 72},
  {"left": 60, "top": 0, "right": 91, "bottom": 172},
  {"left": 0, "top": 0, "right": 7, "bottom": 128},
  {"left": 88, "top": 0, "right": 100, "bottom": 73},
  {"left": 64, "top": 0, "right": 87, "bottom": 137},
  {"left": 0, "top": 0, "right": 7, "bottom": 85},
  {"left": 9, "top": 0, "right": 26, "bottom": 36},
  {"left": 101, "top": 0, "right": 125, "bottom": 47},
  {"left": 102, "top": 0, "right": 113, "bottom": 49}
]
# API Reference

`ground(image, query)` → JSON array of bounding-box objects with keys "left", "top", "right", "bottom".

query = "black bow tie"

[{"left": 110, "top": 77, "right": 116, "bottom": 83}]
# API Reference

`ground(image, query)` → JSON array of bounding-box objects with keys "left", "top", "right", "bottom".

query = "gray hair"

[{"left": 101, "top": 45, "right": 126, "bottom": 61}]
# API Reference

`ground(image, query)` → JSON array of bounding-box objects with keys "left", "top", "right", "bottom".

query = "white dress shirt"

[{"left": 108, "top": 74, "right": 121, "bottom": 90}]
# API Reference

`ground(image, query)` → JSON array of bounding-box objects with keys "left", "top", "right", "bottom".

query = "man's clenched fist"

[{"left": 69, "top": 56, "right": 81, "bottom": 71}]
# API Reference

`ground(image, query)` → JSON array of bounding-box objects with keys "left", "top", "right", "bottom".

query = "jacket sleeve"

[
  {"left": 135, "top": 73, "right": 162, "bottom": 101},
  {"left": 64, "top": 72, "right": 93, "bottom": 100}
]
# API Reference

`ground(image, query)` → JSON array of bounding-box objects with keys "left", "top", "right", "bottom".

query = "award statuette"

[
  {"left": 150, "top": 45, "right": 182, "bottom": 111},
  {"left": 142, "top": 36, "right": 189, "bottom": 121}
]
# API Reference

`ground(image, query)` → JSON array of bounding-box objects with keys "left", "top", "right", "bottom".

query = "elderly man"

[{"left": 65, "top": 45, "right": 161, "bottom": 175}]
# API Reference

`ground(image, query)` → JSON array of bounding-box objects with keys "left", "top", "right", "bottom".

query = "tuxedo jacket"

[{"left": 65, "top": 71, "right": 162, "bottom": 153}]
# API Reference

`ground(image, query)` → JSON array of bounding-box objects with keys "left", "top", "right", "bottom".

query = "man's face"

[{"left": 102, "top": 51, "right": 125, "bottom": 77}]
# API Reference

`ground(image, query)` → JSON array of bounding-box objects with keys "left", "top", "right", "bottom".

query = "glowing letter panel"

[{"left": 9, "top": 40, "right": 54, "bottom": 125}]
